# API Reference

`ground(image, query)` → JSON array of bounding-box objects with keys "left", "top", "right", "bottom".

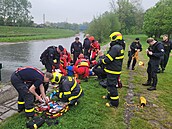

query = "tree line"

[
  {"left": 0, "top": 0, "right": 33, "bottom": 26},
  {"left": 86, "top": 0, "right": 172, "bottom": 42}
]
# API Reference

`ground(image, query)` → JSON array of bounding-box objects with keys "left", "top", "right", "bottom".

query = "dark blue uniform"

[
  {"left": 159, "top": 40, "right": 172, "bottom": 71},
  {"left": 127, "top": 41, "right": 142, "bottom": 69},
  {"left": 11, "top": 67, "right": 44, "bottom": 117},
  {"left": 146, "top": 42, "right": 164, "bottom": 88},
  {"left": 83, "top": 38, "right": 91, "bottom": 58},
  {"left": 70, "top": 41, "right": 83, "bottom": 64}
]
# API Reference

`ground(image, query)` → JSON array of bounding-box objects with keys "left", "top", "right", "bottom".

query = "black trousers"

[
  {"left": 11, "top": 73, "right": 35, "bottom": 117},
  {"left": 106, "top": 74, "right": 119, "bottom": 107},
  {"left": 84, "top": 49, "right": 90, "bottom": 59},
  {"left": 73, "top": 52, "right": 81, "bottom": 64},
  {"left": 127, "top": 55, "right": 136, "bottom": 69},
  {"left": 93, "top": 68, "right": 107, "bottom": 79},
  {"left": 147, "top": 61, "right": 159, "bottom": 87},
  {"left": 44, "top": 61, "right": 53, "bottom": 73},
  {"left": 160, "top": 53, "right": 170, "bottom": 70}
]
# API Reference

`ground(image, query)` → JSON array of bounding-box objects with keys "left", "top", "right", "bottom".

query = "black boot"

[
  {"left": 147, "top": 86, "right": 156, "bottom": 91},
  {"left": 142, "top": 82, "right": 151, "bottom": 86}
]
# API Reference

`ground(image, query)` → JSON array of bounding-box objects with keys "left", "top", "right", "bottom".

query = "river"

[{"left": 0, "top": 33, "right": 84, "bottom": 83}]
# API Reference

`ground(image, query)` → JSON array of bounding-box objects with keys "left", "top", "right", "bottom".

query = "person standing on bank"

[
  {"left": 159, "top": 34, "right": 172, "bottom": 72},
  {"left": 40, "top": 45, "right": 64, "bottom": 73},
  {"left": 83, "top": 34, "right": 91, "bottom": 59},
  {"left": 98, "top": 32, "right": 124, "bottom": 108},
  {"left": 11, "top": 66, "right": 53, "bottom": 118},
  {"left": 70, "top": 37, "right": 83, "bottom": 64},
  {"left": 142, "top": 38, "right": 164, "bottom": 91},
  {"left": 127, "top": 38, "right": 142, "bottom": 70}
]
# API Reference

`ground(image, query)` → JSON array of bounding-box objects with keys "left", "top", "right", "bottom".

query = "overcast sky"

[{"left": 29, "top": 0, "right": 159, "bottom": 24}]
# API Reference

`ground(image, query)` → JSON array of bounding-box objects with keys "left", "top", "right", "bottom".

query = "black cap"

[
  {"left": 135, "top": 38, "right": 139, "bottom": 40},
  {"left": 75, "top": 37, "right": 79, "bottom": 40},
  {"left": 58, "top": 45, "right": 64, "bottom": 51}
]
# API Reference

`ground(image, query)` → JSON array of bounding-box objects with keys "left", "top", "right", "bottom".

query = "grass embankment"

[
  {"left": 0, "top": 26, "right": 76, "bottom": 42},
  {"left": 0, "top": 34, "right": 172, "bottom": 129}
]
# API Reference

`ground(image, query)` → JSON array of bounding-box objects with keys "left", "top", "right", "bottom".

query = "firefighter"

[
  {"left": 127, "top": 38, "right": 142, "bottom": 70},
  {"left": 89, "top": 36, "right": 100, "bottom": 61},
  {"left": 73, "top": 54, "right": 90, "bottom": 82},
  {"left": 159, "top": 34, "right": 172, "bottom": 72},
  {"left": 142, "top": 38, "right": 164, "bottom": 91},
  {"left": 92, "top": 51, "right": 107, "bottom": 80},
  {"left": 59, "top": 55, "right": 67, "bottom": 76},
  {"left": 83, "top": 34, "right": 91, "bottom": 59},
  {"left": 10, "top": 66, "right": 53, "bottom": 118},
  {"left": 51, "top": 72, "right": 84, "bottom": 105},
  {"left": 40, "top": 45, "right": 64, "bottom": 73},
  {"left": 70, "top": 37, "right": 83, "bottom": 64},
  {"left": 98, "top": 32, "right": 124, "bottom": 108}
]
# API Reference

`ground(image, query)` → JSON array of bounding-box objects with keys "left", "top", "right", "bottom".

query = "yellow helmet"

[
  {"left": 109, "top": 32, "right": 122, "bottom": 41},
  {"left": 51, "top": 72, "right": 62, "bottom": 84}
]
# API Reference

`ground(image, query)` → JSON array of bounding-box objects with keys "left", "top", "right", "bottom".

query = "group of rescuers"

[{"left": 11, "top": 32, "right": 171, "bottom": 119}]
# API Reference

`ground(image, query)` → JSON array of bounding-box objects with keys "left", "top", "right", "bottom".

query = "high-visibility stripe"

[
  {"left": 64, "top": 91, "right": 71, "bottom": 95},
  {"left": 106, "top": 54, "right": 113, "bottom": 61},
  {"left": 18, "top": 101, "right": 25, "bottom": 104},
  {"left": 102, "top": 59, "right": 106, "bottom": 64},
  {"left": 71, "top": 80, "right": 77, "bottom": 91},
  {"left": 33, "top": 124, "right": 38, "bottom": 129},
  {"left": 25, "top": 108, "right": 34, "bottom": 113},
  {"left": 110, "top": 96, "right": 119, "bottom": 100},
  {"left": 104, "top": 68, "right": 121, "bottom": 74},
  {"left": 115, "top": 55, "right": 124, "bottom": 59},
  {"left": 68, "top": 88, "right": 83, "bottom": 101},
  {"left": 59, "top": 92, "right": 63, "bottom": 98}
]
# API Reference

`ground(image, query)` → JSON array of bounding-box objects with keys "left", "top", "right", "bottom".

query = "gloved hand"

[
  {"left": 50, "top": 91, "right": 57, "bottom": 99},
  {"left": 97, "top": 60, "right": 103, "bottom": 66},
  {"left": 53, "top": 64, "right": 59, "bottom": 69}
]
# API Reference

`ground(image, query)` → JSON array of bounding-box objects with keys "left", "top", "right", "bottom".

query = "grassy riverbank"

[
  {"left": 0, "top": 26, "right": 76, "bottom": 42},
  {"left": 0, "top": 34, "right": 172, "bottom": 129}
]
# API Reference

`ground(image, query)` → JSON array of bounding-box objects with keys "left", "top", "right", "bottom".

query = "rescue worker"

[
  {"left": 40, "top": 45, "right": 64, "bottom": 73},
  {"left": 92, "top": 51, "right": 107, "bottom": 80},
  {"left": 61, "top": 48, "right": 72, "bottom": 66},
  {"left": 83, "top": 34, "right": 91, "bottom": 59},
  {"left": 159, "top": 34, "right": 172, "bottom": 72},
  {"left": 73, "top": 54, "right": 90, "bottom": 82},
  {"left": 142, "top": 38, "right": 164, "bottom": 91},
  {"left": 89, "top": 36, "right": 100, "bottom": 61},
  {"left": 59, "top": 55, "right": 67, "bottom": 76},
  {"left": 10, "top": 66, "right": 53, "bottom": 118},
  {"left": 51, "top": 72, "right": 84, "bottom": 105},
  {"left": 127, "top": 38, "right": 142, "bottom": 70},
  {"left": 70, "top": 37, "right": 83, "bottom": 64},
  {"left": 98, "top": 32, "right": 124, "bottom": 107}
]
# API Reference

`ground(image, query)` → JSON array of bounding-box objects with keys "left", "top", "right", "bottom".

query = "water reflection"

[{"left": 0, "top": 33, "right": 84, "bottom": 82}]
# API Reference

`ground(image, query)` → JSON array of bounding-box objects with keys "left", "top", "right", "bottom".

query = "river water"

[{"left": 0, "top": 33, "right": 84, "bottom": 83}]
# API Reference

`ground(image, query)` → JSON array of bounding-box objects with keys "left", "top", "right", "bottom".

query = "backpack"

[{"left": 40, "top": 46, "right": 56, "bottom": 64}]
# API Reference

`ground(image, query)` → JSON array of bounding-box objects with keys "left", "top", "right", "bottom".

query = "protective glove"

[{"left": 50, "top": 91, "right": 57, "bottom": 99}]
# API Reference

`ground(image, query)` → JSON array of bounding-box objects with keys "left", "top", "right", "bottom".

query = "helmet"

[
  {"left": 78, "top": 54, "right": 84, "bottom": 59},
  {"left": 89, "top": 36, "right": 95, "bottom": 42},
  {"left": 109, "top": 32, "right": 122, "bottom": 41},
  {"left": 51, "top": 72, "right": 62, "bottom": 84}
]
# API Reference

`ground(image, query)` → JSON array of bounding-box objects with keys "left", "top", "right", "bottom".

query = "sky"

[{"left": 29, "top": 0, "right": 160, "bottom": 24}]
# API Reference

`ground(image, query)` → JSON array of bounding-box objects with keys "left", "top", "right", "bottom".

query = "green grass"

[
  {"left": 0, "top": 26, "right": 75, "bottom": 42},
  {"left": 0, "top": 34, "right": 172, "bottom": 128}
]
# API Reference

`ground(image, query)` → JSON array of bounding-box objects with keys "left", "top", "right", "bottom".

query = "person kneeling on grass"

[{"left": 51, "top": 72, "right": 84, "bottom": 105}]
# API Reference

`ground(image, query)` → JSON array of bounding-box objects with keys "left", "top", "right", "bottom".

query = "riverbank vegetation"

[
  {"left": 0, "top": 26, "right": 76, "bottom": 42},
  {"left": 0, "top": 35, "right": 172, "bottom": 129},
  {"left": 87, "top": 0, "right": 172, "bottom": 43}
]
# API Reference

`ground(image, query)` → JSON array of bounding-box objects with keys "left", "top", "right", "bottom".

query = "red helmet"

[
  {"left": 78, "top": 54, "right": 84, "bottom": 59},
  {"left": 89, "top": 36, "right": 95, "bottom": 42}
]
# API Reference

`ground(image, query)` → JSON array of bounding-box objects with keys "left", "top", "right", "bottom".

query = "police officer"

[
  {"left": 83, "top": 34, "right": 91, "bottom": 59},
  {"left": 98, "top": 32, "right": 124, "bottom": 107},
  {"left": 127, "top": 38, "right": 142, "bottom": 70},
  {"left": 40, "top": 45, "right": 64, "bottom": 73},
  {"left": 70, "top": 37, "right": 83, "bottom": 64},
  {"left": 51, "top": 72, "right": 84, "bottom": 105},
  {"left": 159, "top": 34, "right": 172, "bottom": 72},
  {"left": 11, "top": 66, "right": 53, "bottom": 118},
  {"left": 142, "top": 38, "right": 164, "bottom": 91}
]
